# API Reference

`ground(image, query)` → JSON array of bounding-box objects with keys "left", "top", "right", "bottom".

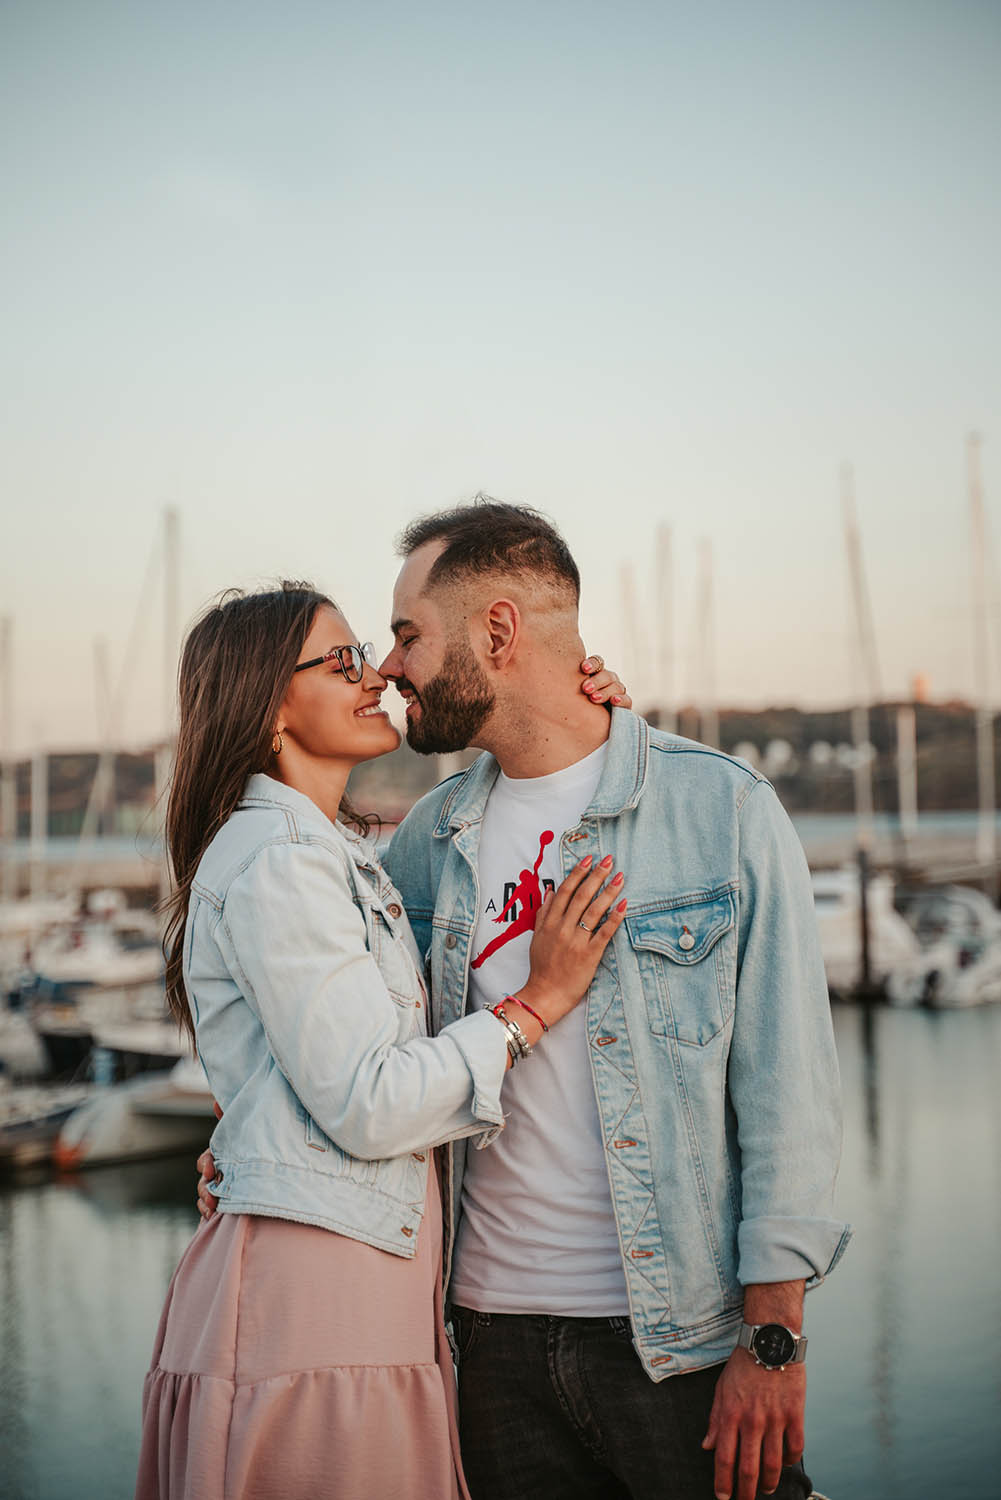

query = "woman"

[{"left": 136, "top": 582, "right": 628, "bottom": 1500}]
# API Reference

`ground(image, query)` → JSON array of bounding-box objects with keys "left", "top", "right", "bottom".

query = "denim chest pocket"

[
  {"left": 626, "top": 889, "right": 737, "bottom": 1046},
  {"left": 360, "top": 900, "right": 423, "bottom": 1016}
]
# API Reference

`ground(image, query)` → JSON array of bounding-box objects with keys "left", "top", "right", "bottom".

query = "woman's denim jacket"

[
  {"left": 384, "top": 710, "right": 852, "bottom": 1379},
  {"left": 187, "top": 774, "right": 508, "bottom": 1257}
]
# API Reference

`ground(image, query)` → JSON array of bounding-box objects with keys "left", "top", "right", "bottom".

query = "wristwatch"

[{"left": 737, "top": 1322, "right": 807, "bottom": 1370}]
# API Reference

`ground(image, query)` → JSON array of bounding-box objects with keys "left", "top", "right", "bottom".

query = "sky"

[{"left": 1, "top": 0, "right": 999, "bottom": 751}]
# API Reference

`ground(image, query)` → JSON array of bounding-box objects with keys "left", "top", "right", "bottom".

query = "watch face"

[{"left": 751, "top": 1324, "right": 797, "bottom": 1367}]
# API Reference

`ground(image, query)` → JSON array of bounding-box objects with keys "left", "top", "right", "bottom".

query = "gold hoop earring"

[{"left": 272, "top": 731, "right": 284, "bottom": 756}]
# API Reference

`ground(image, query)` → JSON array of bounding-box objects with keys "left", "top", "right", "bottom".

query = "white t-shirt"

[{"left": 449, "top": 741, "right": 629, "bottom": 1316}]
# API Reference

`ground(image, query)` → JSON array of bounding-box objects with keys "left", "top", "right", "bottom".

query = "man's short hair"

[{"left": 396, "top": 495, "right": 580, "bottom": 603}]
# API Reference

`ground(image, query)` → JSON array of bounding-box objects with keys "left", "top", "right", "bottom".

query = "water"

[
  {"left": 1, "top": 1006, "right": 999, "bottom": 1500},
  {"left": 804, "top": 1004, "right": 1001, "bottom": 1499}
]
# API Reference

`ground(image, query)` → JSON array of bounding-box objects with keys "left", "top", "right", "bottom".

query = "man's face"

[{"left": 379, "top": 544, "right": 496, "bottom": 755}]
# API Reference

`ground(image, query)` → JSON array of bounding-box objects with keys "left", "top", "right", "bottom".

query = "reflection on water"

[
  {"left": 806, "top": 1004, "right": 1001, "bottom": 1500},
  {"left": 0, "top": 1157, "right": 197, "bottom": 1500},
  {"left": 1, "top": 1010, "right": 999, "bottom": 1499}
]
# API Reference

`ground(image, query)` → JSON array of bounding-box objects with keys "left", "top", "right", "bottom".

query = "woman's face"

[{"left": 276, "top": 605, "right": 401, "bottom": 768}]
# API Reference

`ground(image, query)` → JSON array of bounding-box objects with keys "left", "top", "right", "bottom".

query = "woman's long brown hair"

[{"left": 163, "top": 582, "right": 371, "bottom": 1044}]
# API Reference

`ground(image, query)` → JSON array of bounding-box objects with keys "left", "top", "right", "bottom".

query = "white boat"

[
  {"left": 90, "top": 1014, "right": 188, "bottom": 1070},
  {"left": 29, "top": 921, "right": 162, "bottom": 990},
  {"left": 811, "top": 867, "right": 920, "bottom": 996},
  {"left": 54, "top": 1055, "right": 215, "bottom": 1169},
  {"left": 0, "top": 1006, "right": 49, "bottom": 1079},
  {"left": 0, "top": 893, "right": 79, "bottom": 940},
  {"left": 0, "top": 1080, "right": 96, "bottom": 1169},
  {"left": 32, "top": 979, "right": 178, "bottom": 1080},
  {"left": 886, "top": 885, "right": 1001, "bottom": 1008}
]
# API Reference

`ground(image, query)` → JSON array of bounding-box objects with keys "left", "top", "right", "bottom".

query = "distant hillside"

[
  {"left": 7, "top": 701, "right": 987, "bottom": 836},
  {"left": 659, "top": 701, "right": 985, "bottom": 813}
]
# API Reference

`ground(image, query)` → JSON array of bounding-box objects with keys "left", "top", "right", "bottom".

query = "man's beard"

[{"left": 404, "top": 642, "right": 495, "bottom": 755}]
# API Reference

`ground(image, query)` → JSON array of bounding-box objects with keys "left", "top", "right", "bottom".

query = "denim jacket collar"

[
  {"left": 431, "top": 708, "right": 650, "bottom": 837},
  {"left": 239, "top": 773, "right": 381, "bottom": 873}
]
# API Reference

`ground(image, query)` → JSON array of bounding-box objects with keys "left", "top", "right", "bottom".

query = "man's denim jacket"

[
  {"left": 385, "top": 710, "right": 851, "bottom": 1379},
  {"left": 188, "top": 774, "right": 509, "bottom": 1256}
]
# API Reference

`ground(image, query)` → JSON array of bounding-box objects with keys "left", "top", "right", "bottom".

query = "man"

[
  {"left": 198, "top": 498, "right": 848, "bottom": 1499},
  {"left": 378, "top": 500, "right": 848, "bottom": 1500}
]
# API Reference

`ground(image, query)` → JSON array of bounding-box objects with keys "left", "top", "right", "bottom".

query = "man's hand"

[
  {"left": 703, "top": 1279, "right": 806, "bottom": 1499},
  {"left": 702, "top": 1347, "right": 805, "bottom": 1499},
  {"left": 196, "top": 1147, "right": 219, "bottom": 1221}
]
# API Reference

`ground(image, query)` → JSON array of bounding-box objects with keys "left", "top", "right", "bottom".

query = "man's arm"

[
  {"left": 729, "top": 779, "right": 850, "bottom": 1285},
  {"left": 705, "top": 780, "right": 851, "bottom": 1500}
]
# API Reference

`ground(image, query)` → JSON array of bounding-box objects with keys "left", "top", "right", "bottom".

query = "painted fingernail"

[
  {"left": 616, "top": 898, "right": 628, "bottom": 912},
  {"left": 612, "top": 871, "right": 624, "bottom": 885},
  {"left": 583, "top": 658, "right": 595, "bottom": 671},
  {"left": 580, "top": 855, "right": 593, "bottom": 868},
  {"left": 600, "top": 855, "right": 613, "bottom": 866},
  {"left": 611, "top": 695, "right": 622, "bottom": 704}
]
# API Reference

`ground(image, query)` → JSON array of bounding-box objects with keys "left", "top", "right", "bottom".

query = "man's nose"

[{"left": 378, "top": 646, "right": 401, "bottom": 679}]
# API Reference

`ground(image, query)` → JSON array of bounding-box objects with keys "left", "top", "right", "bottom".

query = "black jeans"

[{"left": 452, "top": 1308, "right": 814, "bottom": 1500}]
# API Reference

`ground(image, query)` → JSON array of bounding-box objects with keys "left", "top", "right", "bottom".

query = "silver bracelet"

[{"left": 492, "top": 1006, "right": 534, "bottom": 1063}]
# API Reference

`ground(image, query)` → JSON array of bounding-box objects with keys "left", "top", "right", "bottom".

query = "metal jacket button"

[
  {"left": 679, "top": 927, "right": 695, "bottom": 951},
  {"left": 445, "top": 933, "right": 457, "bottom": 949},
  {"left": 387, "top": 903, "right": 402, "bottom": 918}
]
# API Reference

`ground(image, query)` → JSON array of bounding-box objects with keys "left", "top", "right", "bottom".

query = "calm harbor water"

[{"left": 1, "top": 1003, "right": 999, "bottom": 1500}]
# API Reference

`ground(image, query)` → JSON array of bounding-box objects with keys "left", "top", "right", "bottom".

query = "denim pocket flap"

[{"left": 626, "top": 890, "right": 735, "bottom": 965}]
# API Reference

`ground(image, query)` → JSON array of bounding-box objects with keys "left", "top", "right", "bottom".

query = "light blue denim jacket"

[
  {"left": 384, "top": 710, "right": 852, "bottom": 1379},
  {"left": 186, "top": 774, "right": 509, "bottom": 1256}
]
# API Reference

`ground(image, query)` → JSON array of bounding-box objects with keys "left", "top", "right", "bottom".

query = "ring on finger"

[
  {"left": 578, "top": 920, "right": 593, "bottom": 932},
  {"left": 589, "top": 654, "right": 605, "bottom": 672}
]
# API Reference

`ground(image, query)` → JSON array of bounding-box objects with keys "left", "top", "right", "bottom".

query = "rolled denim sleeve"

[
  {"left": 731, "top": 781, "right": 852, "bottom": 1287},
  {"left": 213, "top": 840, "right": 508, "bottom": 1159}
]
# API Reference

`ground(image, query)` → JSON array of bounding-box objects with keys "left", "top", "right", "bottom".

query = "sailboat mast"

[
  {"left": 968, "top": 432, "right": 996, "bottom": 877},
  {"left": 841, "top": 464, "right": 876, "bottom": 848},
  {"left": 895, "top": 705, "right": 918, "bottom": 849},
  {"left": 619, "top": 559, "right": 644, "bottom": 712},
  {"left": 655, "top": 524, "right": 676, "bottom": 733},
  {"left": 0, "top": 617, "right": 15, "bottom": 901},
  {"left": 159, "top": 506, "right": 181, "bottom": 909},
  {"left": 163, "top": 505, "right": 180, "bottom": 741},
  {"left": 697, "top": 539, "right": 718, "bottom": 747},
  {"left": 30, "top": 748, "right": 47, "bottom": 901}
]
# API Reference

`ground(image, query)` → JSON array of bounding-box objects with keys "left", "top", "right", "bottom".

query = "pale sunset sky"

[{"left": 1, "top": 0, "right": 998, "bottom": 750}]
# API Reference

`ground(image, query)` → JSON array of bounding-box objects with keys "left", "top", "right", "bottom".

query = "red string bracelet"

[{"left": 504, "top": 994, "right": 549, "bottom": 1032}]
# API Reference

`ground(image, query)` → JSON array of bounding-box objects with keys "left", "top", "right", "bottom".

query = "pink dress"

[{"left": 136, "top": 1164, "right": 467, "bottom": 1500}]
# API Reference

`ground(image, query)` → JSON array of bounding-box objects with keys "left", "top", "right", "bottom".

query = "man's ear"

[{"left": 483, "top": 598, "right": 520, "bottom": 668}]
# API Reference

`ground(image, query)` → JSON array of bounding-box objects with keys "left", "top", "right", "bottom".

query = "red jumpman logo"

[{"left": 470, "top": 830, "right": 555, "bottom": 970}]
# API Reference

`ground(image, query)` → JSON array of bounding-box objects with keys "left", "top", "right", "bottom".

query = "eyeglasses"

[{"left": 293, "top": 641, "right": 377, "bottom": 682}]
